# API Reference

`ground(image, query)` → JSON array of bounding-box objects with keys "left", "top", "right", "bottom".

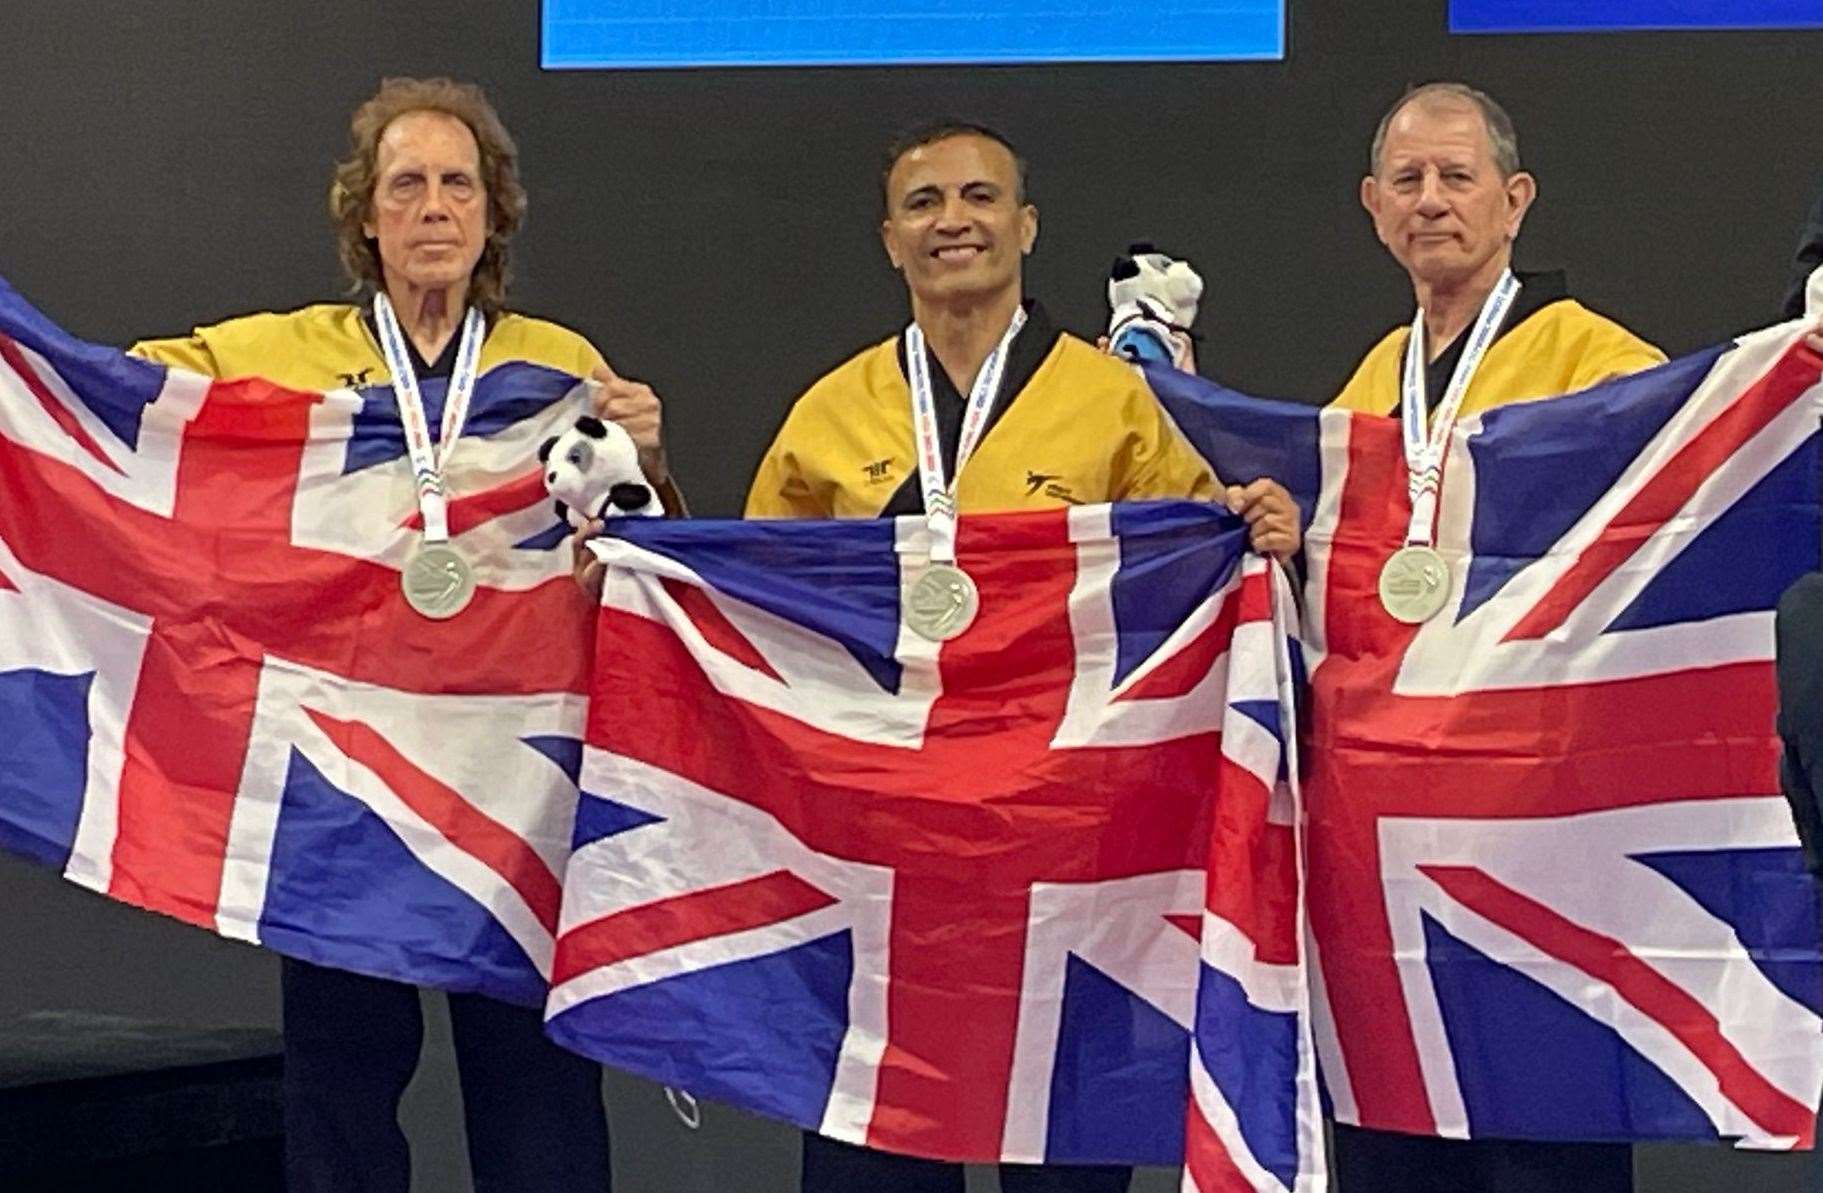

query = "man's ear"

[
  {"left": 1360, "top": 176, "right": 1394, "bottom": 250},
  {"left": 881, "top": 219, "right": 903, "bottom": 272},
  {"left": 1019, "top": 204, "right": 1039, "bottom": 257},
  {"left": 1504, "top": 171, "right": 1538, "bottom": 243}
]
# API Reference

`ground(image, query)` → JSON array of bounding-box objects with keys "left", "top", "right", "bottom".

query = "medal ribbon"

[
  {"left": 1398, "top": 269, "right": 1518, "bottom": 547},
  {"left": 903, "top": 305, "right": 1027, "bottom": 563},
  {"left": 372, "top": 293, "right": 486, "bottom": 543}
]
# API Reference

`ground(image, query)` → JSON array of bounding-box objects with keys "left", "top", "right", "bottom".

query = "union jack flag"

[
  {"left": 548, "top": 501, "right": 1324, "bottom": 1183},
  {"left": 0, "top": 275, "right": 595, "bottom": 1005},
  {"left": 1153, "top": 321, "right": 1823, "bottom": 1148}
]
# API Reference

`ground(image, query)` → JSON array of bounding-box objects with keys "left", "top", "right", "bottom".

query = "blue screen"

[
  {"left": 1452, "top": 0, "right": 1823, "bottom": 32},
  {"left": 542, "top": 1, "right": 1286, "bottom": 69}
]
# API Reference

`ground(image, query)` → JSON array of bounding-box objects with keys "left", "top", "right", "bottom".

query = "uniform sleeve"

[
  {"left": 1564, "top": 320, "right": 1667, "bottom": 392},
  {"left": 1328, "top": 356, "right": 1379, "bottom": 413},
  {"left": 1327, "top": 330, "right": 1403, "bottom": 414},
  {"left": 570, "top": 335, "right": 610, "bottom": 378},
  {"left": 127, "top": 331, "right": 224, "bottom": 378},
  {"left": 500, "top": 314, "right": 607, "bottom": 381},
  {"left": 744, "top": 403, "right": 829, "bottom": 518},
  {"left": 1777, "top": 577, "right": 1823, "bottom": 881},
  {"left": 1116, "top": 378, "right": 1219, "bottom": 501},
  {"left": 1780, "top": 727, "right": 1823, "bottom": 882},
  {"left": 1784, "top": 185, "right": 1823, "bottom": 322}
]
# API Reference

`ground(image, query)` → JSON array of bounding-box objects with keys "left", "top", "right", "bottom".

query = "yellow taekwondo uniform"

[
  {"left": 1331, "top": 271, "right": 1664, "bottom": 416},
  {"left": 746, "top": 302, "right": 1215, "bottom": 518}
]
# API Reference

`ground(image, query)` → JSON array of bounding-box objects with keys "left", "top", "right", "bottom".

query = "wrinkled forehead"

[
  {"left": 375, "top": 110, "right": 481, "bottom": 175},
  {"left": 887, "top": 134, "right": 1018, "bottom": 201},
  {"left": 1379, "top": 98, "right": 1495, "bottom": 168}
]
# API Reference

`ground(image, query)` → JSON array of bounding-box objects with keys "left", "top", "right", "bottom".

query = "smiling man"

[
  {"left": 746, "top": 119, "right": 1295, "bottom": 1193},
  {"left": 746, "top": 120, "right": 1298, "bottom": 558},
  {"left": 1325, "top": 82, "right": 1664, "bottom": 1193}
]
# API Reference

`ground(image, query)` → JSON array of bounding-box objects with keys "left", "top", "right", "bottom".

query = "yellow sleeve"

[
  {"left": 1328, "top": 330, "right": 1404, "bottom": 414},
  {"left": 566, "top": 335, "right": 609, "bottom": 379},
  {"left": 1565, "top": 322, "right": 1667, "bottom": 391},
  {"left": 1116, "top": 378, "right": 1219, "bottom": 501},
  {"left": 744, "top": 404, "right": 828, "bottom": 519},
  {"left": 128, "top": 332, "right": 224, "bottom": 378},
  {"left": 490, "top": 314, "right": 609, "bottom": 380}
]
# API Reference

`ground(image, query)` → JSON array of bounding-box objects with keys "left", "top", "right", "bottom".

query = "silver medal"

[
  {"left": 402, "top": 542, "right": 477, "bottom": 620},
  {"left": 905, "top": 562, "right": 980, "bottom": 642},
  {"left": 1378, "top": 545, "right": 1450, "bottom": 624}
]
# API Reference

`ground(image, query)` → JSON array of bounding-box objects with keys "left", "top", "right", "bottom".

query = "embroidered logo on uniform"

[
  {"left": 1025, "top": 470, "right": 1081, "bottom": 505},
  {"left": 1024, "top": 471, "right": 1061, "bottom": 496},
  {"left": 863, "top": 458, "right": 894, "bottom": 484},
  {"left": 338, "top": 367, "right": 374, "bottom": 388}
]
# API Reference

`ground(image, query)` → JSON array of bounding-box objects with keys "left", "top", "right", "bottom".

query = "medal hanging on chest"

[
  {"left": 904, "top": 562, "right": 979, "bottom": 642},
  {"left": 900, "top": 307, "right": 1026, "bottom": 642},
  {"left": 373, "top": 293, "right": 486, "bottom": 620},
  {"left": 1377, "top": 271, "right": 1518, "bottom": 624},
  {"left": 1377, "top": 544, "right": 1450, "bottom": 624},
  {"left": 401, "top": 542, "right": 476, "bottom": 620}
]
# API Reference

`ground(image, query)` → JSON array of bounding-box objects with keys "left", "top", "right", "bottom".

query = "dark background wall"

[{"left": 0, "top": 2, "right": 1817, "bottom": 1189}]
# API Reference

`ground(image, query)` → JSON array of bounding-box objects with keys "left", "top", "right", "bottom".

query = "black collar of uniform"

[
  {"left": 360, "top": 308, "right": 463, "bottom": 381},
  {"left": 881, "top": 298, "right": 1061, "bottom": 518},
  {"left": 1400, "top": 269, "right": 1570, "bottom": 415}
]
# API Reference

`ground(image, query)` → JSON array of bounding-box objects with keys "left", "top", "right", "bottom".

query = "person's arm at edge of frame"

[
  {"left": 1776, "top": 577, "right": 1823, "bottom": 904},
  {"left": 1783, "top": 184, "right": 1823, "bottom": 324},
  {"left": 126, "top": 329, "right": 225, "bottom": 377}
]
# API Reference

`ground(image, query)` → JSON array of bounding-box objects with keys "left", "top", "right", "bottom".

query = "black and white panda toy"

[
  {"left": 538, "top": 415, "right": 660, "bottom": 529},
  {"left": 1106, "top": 242, "right": 1204, "bottom": 373}
]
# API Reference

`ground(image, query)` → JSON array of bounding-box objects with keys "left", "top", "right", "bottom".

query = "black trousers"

[
  {"left": 280, "top": 957, "right": 611, "bottom": 1193},
  {"left": 801, "top": 1132, "right": 1132, "bottom": 1193},
  {"left": 1330, "top": 1123, "right": 1631, "bottom": 1193}
]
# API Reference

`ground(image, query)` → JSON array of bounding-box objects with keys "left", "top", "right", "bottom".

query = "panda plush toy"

[
  {"left": 538, "top": 415, "right": 660, "bottom": 529},
  {"left": 1106, "top": 242, "right": 1204, "bottom": 373}
]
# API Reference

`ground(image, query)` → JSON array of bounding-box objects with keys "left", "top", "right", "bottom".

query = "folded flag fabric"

[
  {"left": 1185, "top": 564, "right": 1325, "bottom": 1193},
  {"left": 551, "top": 503, "right": 1324, "bottom": 1182},
  {"left": 1154, "top": 323, "right": 1823, "bottom": 1148},
  {"left": 0, "top": 275, "right": 597, "bottom": 1005}
]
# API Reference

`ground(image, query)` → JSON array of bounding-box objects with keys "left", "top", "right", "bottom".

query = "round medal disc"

[
  {"left": 905, "top": 563, "right": 980, "bottom": 642},
  {"left": 402, "top": 543, "right": 477, "bottom": 620},
  {"left": 1378, "top": 545, "right": 1451, "bottom": 624}
]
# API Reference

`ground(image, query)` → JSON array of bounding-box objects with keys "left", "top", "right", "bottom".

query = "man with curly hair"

[{"left": 129, "top": 76, "right": 664, "bottom": 1192}]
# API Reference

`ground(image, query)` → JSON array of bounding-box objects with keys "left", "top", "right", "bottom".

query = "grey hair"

[{"left": 1370, "top": 82, "right": 1522, "bottom": 178}]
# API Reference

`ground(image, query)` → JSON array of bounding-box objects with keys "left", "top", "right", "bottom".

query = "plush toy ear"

[
  {"left": 538, "top": 436, "right": 557, "bottom": 463},
  {"left": 608, "top": 482, "right": 652, "bottom": 512},
  {"left": 575, "top": 415, "right": 608, "bottom": 439},
  {"left": 1109, "top": 256, "right": 1140, "bottom": 282},
  {"left": 553, "top": 498, "right": 570, "bottom": 522}
]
